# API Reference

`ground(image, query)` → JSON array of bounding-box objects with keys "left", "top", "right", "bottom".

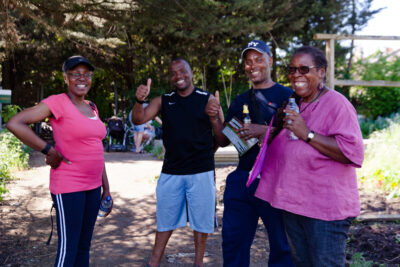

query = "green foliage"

[
  {"left": 349, "top": 252, "right": 374, "bottom": 267},
  {"left": 351, "top": 51, "right": 400, "bottom": 119},
  {"left": 359, "top": 110, "right": 400, "bottom": 138},
  {"left": 358, "top": 121, "right": 400, "bottom": 199},
  {"left": 1, "top": 105, "right": 21, "bottom": 123},
  {"left": 0, "top": 130, "right": 31, "bottom": 201}
]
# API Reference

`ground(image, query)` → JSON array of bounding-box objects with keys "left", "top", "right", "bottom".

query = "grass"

[{"left": 358, "top": 121, "right": 400, "bottom": 199}]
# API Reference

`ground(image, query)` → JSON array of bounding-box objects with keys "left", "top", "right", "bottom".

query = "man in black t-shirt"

[
  {"left": 206, "top": 40, "right": 294, "bottom": 266},
  {"left": 132, "top": 58, "right": 221, "bottom": 267}
]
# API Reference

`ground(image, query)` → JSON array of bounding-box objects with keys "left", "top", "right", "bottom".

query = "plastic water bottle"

[
  {"left": 287, "top": 98, "right": 299, "bottom": 140},
  {"left": 98, "top": 196, "right": 112, "bottom": 217}
]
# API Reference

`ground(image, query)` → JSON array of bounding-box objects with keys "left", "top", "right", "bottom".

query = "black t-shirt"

[
  {"left": 161, "top": 88, "right": 214, "bottom": 175},
  {"left": 225, "top": 83, "right": 293, "bottom": 171}
]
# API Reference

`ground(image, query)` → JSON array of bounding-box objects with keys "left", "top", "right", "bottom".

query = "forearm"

[
  {"left": 101, "top": 165, "right": 110, "bottom": 195},
  {"left": 132, "top": 103, "right": 145, "bottom": 124},
  {"left": 307, "top": 133, "right": 351, "bottom": 164},
  {"left": 210, "top": 117, "right": 230, "bottom": 147}
]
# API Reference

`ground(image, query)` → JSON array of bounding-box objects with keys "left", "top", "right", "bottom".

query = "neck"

[
  {"left": 67, "top": 92, "right": 85, "bottom": 105},
  {"left": 176, "top": 84, "right": 195, "bottom": 97},
  {"left": 303, "top": 87, "right": 325, "bottom": 103},
  {"left": 252, "top": 79, "right": 275, "bottom": 89}
]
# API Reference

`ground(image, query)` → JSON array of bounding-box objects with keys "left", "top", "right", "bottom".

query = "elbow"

[{"left": 5, "top": 119, "right": 16, "bottom": 133}]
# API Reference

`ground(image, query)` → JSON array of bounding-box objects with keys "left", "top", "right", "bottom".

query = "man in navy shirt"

[
  {"left": 133, "top": 58, "right": 220, "bottom": 267},
  {"left": 206, "top": 40, "right": 294, "bottom": 266}
]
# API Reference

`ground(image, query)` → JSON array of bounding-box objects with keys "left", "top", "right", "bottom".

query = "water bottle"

[
  {"left": 98, "top": 196, "right": 112, "bottom": 217},
  {"left": 286, "top": 98, "right": 299, "bottom": 140},
  {"left": 242, "top": 104, "right": 258, "bottom": 145}
]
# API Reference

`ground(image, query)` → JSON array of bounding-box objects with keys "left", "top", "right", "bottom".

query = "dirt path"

[{"left": 0, "top": 152, "right": 270, "bottom": 267}]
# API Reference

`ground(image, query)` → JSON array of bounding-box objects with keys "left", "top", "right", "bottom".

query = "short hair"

[
  {"left": 292, "top": 46, "right": 327, "bottom": 71},
  {"left": 170, "top": 58, "right": 191, "bottom": 71}
]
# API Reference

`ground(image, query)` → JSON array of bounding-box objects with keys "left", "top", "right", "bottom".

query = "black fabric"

[
  {"left": 161, "top": 88, "right": 214, "bottom": 175},
  {"left": 225, "top": 83, "right": 293, "bottom": 171},
  {"left": 107, "top": 118, "right": 124, "bottom": 140}
]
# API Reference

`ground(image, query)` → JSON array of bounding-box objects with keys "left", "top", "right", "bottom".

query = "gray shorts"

[{"left": 156, "top": 170, "right": 215, "bottom": 233}]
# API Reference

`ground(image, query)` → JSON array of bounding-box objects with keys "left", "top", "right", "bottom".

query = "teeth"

[
  {"left": 177, "top": 80, "right": 184, "bottom": 85},
  {"left": 251, "top": 71, "right": 259, "bottom": 75},
  {"left": 295, "top": 82, "right": 306, "bottom": 87},
  {"left": 77, "top": 84, "right": 86, "bottom": 88}
]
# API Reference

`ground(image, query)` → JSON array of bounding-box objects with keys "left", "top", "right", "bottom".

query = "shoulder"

[
  {"left": 233, "top": 90, "right": 250, "bottom": 103},
  {"left": 194, "top": 88, "right": 210, "bottom": 98},
  {"left": 163, "top": 91, "right": 176, "bottom": 98},
  {"left": 41, "top": 93, "right": 68, "bottom": 106},
  {"left": 272, "top": 83, "right": 293, "bottom": 96},
  {"left": 323, "top": 89, "right": 357, "bottom": 114}
]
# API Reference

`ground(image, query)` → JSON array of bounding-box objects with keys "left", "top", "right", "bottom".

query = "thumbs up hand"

[
  {"left": 136, "top": 78, "right": 152, "bottom": 102},
  {"left": 206, "top": 90, "right": 221, "bottom": 120}
]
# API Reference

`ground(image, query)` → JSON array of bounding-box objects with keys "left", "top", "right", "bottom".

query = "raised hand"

[
  {"left": 136, "top": 78, "right": 152, "bottom": 102},
  {"left": 206, "top": 90, "right": 221, "bottom": 120}
]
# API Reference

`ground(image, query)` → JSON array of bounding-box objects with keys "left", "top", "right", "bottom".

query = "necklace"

[{"left": 299, "top": 87, "right": 325, "bottom": 113}]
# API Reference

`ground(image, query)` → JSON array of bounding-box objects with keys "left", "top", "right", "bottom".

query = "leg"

[
  {"left": 51, "top": 191, "right": 86, "bottom": 267},
  {"left": 148, "top": 230, "right": 173, "bottom": 267},
  {"left": 193, "top": 231, "right": 208, "bottom": 266},
  {"left": 74, "top": 187, "right": 101, "bottom": 267},
  {"left": 222, "top": 170, "right": 259, "bottom": 267},
  {"left": 134, "top": 131, "right": 144, "bottom": 153},
  {"left": 282, "top": 211, "right": 312, "bottom": 267},
  {"left": 304, "top": 216, "right": 353, "bottom": 267},
  {"left": 254, "top": 181, "right": 293, "bottom": 266}
]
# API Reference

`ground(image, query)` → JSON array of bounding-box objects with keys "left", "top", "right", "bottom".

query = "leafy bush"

[
  {"left": 359, "top": 110, "right": 400, "bottom": 138},
  {"left": 1, "top": 105, "right": 21, "bottom": 124},
  {"left": 358, "top": 121, "right": 400, "bottom": 198},
  {"left": 0, "top": 130, "right": 31, "bottom": 201},
  {"left": 351, "top": 51, "right": 400, "bottom": 119}
]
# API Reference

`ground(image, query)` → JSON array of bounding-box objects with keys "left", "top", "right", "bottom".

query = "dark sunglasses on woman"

[{"left": 288, "top": 66, "right": 317, "bottom": 75}]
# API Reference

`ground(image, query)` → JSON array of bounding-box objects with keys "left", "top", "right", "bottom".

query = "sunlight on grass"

[{"left": 358, "top": 122, "right": 400, "bottom": 199}]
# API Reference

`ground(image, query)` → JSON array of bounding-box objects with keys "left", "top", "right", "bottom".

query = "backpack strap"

[{"left": 86, "top": 100, "right": 98, "bottom": 117}]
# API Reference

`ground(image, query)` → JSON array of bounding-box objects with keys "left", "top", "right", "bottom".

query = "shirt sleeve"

[
  {"left": 326, "top": 94, "right": 364, "bottom": 168},
  {"left": 41, "top": 94, "right": 65, "bottom": 120}
]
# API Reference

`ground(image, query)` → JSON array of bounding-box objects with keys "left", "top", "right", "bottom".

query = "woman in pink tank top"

[{"left": 7, "top": 55, "right": 112, "bottom": 266}]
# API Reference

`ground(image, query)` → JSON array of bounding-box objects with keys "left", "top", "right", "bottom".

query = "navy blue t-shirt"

[{"left": 225, "top": 83, "right": 293, "bottom": 171}]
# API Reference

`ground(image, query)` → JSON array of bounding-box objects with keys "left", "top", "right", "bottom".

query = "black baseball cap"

[
  {"left": 241, "top": 40, "right": 272, "bottom": 58},
  {"left": 62, "top": 55, "right": 95, "bottom": 72}
]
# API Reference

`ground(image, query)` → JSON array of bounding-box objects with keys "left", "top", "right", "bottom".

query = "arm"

[
  {"left": 131, "top": 78, "right": 162, "bottom": 124},
  {"left": 101, "top": 164, "right": 112, "bottom": 217},
  {"left": 6, "top": 103, "right": 70, "bottom": 168},
  {"left": 284, "top": 109, "right": 351, "bottom": 164}
]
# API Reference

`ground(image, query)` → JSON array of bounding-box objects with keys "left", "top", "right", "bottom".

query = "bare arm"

[
  {"left": 205, "top": 91, "right": 230, "bottom": 147},
  {"left": 284, "top": 109, "right": 351, "bottom": 164},
  {"left": 131, "top": 96, "right": 162, "bottom": 125},
  {"left": 6, "top": 102, "right": 70, "bottom": 168}
]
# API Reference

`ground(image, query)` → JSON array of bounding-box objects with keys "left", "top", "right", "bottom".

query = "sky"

[{"left": 354, "top": 0, "right": 400, "bottom": 56}]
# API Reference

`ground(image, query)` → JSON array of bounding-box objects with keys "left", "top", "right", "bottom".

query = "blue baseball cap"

[
  {"left": 241, "top": 40, "right": 272, "bottom": 58},
  {"left": 62, "top": 55, "right": 95, "bottom": 72}
]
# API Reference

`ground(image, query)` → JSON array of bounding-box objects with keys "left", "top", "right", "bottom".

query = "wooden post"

[{"left": 326, "top": 38, "right": 335, "bottom": 90}]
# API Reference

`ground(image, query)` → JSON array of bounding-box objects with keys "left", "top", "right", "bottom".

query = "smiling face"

[
  {"left": 289, "top": 53, "right": 325, "bottom": 102},
  {"left": 63, "top": 64, "right": 92, "bottom": 97},
  {"left": 244, "top": 50, "right": 273, "bottom": 88},
  {"left": 169, "top": 59, "right": 194, "bottom": 93}
]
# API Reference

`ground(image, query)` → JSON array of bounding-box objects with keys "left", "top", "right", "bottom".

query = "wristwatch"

[
  {"left": 135, "top": 97, "right": 145, "bottom": 104},
  {"left": 306, "top": 131, "right": 315, "bottom": 143}
]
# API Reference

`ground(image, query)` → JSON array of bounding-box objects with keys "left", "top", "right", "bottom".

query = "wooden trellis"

[{"left": 314, "top": 34, "right": 400, "bottom": 89}]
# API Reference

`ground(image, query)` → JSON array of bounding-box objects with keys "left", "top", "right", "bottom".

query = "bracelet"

[
  {"left": 135, "top": 97, "right": 145, "bottom": 104},
  {"left": 41, "top": 143, "right": 52, "bottom": 155}
]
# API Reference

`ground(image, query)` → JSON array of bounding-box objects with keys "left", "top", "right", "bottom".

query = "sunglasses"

[
  {"left": 288, "top": 66, "right": 317, "bottom": 75},
  {"left": 68, "top": 72, "right": 93, "bottom": 80}
]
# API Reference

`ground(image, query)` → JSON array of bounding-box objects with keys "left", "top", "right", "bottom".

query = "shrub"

[
  {"left": 351, "top": 51, "right": 400, "bottom": 119},
  {"left": 0, "top": 130, "right": 31, "bottom": 201},
  {"left": 358, "top": 121, "right": 400, "bottom": 198},
  {"left": 359, "top": 110, "right": 400, "bottom": 138}
]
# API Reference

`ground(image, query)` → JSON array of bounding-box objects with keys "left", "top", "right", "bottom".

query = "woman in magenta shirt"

[
  {"left": 255, "top": 46, "right": 364, "bottom": 266},
  {"left": 7, "top": 55, "right": 112, "bottom": 267}
]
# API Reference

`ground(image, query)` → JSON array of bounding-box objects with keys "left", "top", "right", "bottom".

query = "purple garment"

[{"left": 255, "top": 90, "right": 364, "bottom": 221}]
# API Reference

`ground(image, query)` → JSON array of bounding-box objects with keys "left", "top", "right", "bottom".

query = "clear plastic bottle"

[
  {"left": 286, "top": 98, "right": 299, "bottom": 140},
  {"left": 98, "top": 196, "right": 112, "bottom": 217},
  {"left": 242, "top": 104, "right": 258, "bottom": 145}
]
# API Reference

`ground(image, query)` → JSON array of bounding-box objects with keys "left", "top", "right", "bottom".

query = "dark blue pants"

[
  {"left": 222, "top": 169, "right": 293, "bottom": 267},
  {"left": 51, "top": 187, "right": 101, "bottom": 267},
  {"left": 282, "top": 211, "right": 353, "bottom": 267}
]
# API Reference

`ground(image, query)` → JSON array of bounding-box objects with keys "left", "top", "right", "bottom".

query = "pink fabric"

[
  {"left": 247, "top": 117, "right": 274, "bottom": 187},
  {"left": 41, "top": 93, "right": 106, "bottom": 194},
  {"left": 254, "top": 90, "right": 364, "bottom": 221}
]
